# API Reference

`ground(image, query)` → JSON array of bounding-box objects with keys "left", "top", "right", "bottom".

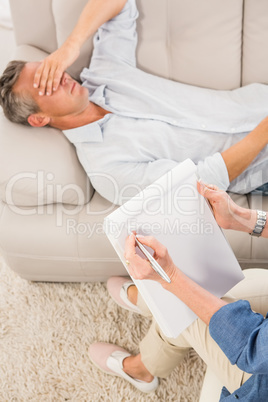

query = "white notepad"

[{"left": 104, "top": 159, "right": 244, "bottom": 338}]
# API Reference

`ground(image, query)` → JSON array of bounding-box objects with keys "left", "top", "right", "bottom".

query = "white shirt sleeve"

[
  {"left": 196, "top": 152, "right": 230, "bottom": 190},
  {"left": 89, "top": 0, "right": 139, "bottom": 69}
]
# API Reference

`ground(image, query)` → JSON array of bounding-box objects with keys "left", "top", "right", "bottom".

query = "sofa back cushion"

[
  {"left": 135, "top": 0, "right": 243, "bottom": 90},
  {"left": 242, "top": 0, "right": 268, "bottom": 85},
  {"left": 9, "top": 0, "right": 58, "bottom": 54},
  {"left": 51, "top": 0, "right": 244, "bottom": 89},
  {"left": 52, "top": 0, "right": 94, "bottom": 82}
]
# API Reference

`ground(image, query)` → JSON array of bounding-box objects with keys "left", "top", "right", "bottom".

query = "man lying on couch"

[{"left": 0, "top": 0, "right": 267, "bottom": 205}]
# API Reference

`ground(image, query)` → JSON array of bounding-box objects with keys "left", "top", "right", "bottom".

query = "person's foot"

[
  {"left": 127, "top": 282, "right": 138, "bottom": 305},
  {"left": 123, "top": 354, "right": 154, "bottom": 383},
  {"left": 107, "top": 276, "right": 141, "bottom": 314},
  {"left": 89, "top": 342, "right": 158, "bottom": 393}
]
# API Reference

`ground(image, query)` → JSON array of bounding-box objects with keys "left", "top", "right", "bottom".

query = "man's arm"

[
  {"left": 221, "top": 116, "right": 268, "bottom": 182},
  {"left": 33, "top": 0, "right": 128, "bottom": 96}
]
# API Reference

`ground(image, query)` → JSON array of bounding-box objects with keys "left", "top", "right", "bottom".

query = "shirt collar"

[{"left": 63, "top": 121, "right": 103, "bottom": 144}]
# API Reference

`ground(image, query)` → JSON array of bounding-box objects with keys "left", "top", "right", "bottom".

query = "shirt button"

[
  {"left": 201, "top": 124, "right": 206, "bottom": 129},
  {"left": 230, "top": 127, "right": 235, "bottom": 132},
  {"left": 234, "top": 395, "right": 239, "bottom": 399}
]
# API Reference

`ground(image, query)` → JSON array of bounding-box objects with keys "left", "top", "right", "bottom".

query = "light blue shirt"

[{"left": 63, "top": 0, "right": 268, "bottom": 205}]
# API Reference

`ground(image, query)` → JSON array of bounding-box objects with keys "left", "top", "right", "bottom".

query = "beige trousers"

[{"left": 137, "top": 268, "right": 268, "bottom": 394}]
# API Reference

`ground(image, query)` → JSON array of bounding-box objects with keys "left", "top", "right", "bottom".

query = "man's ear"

[{"left": 28, "top": 113, "right": 50, "bottom": 127}]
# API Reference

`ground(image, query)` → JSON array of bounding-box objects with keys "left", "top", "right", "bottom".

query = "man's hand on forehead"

[{"left": 33, "top": 42, "right": 80, "bottom": 96}]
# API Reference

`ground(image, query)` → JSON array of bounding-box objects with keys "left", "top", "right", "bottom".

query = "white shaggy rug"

[{"left": 0, "top": 257, "right": 206, "bottom": 401}]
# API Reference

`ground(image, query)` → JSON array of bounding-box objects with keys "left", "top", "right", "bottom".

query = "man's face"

[{"left": 13, "top": 62, "right": 89, "bottom": 125}]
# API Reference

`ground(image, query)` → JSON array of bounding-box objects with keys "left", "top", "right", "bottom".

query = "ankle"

[
  {"left": 127, "top": 284, "right": 138, "bottom": 305},
  {"left": 123, "top": 355, "right": 154, "bottom": 382}
]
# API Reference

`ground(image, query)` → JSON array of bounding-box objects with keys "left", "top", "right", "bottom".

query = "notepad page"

[{"left": 104, "top": 159, "right": 244, "bottom": 338}]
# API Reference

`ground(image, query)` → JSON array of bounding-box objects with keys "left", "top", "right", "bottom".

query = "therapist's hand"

[
  {"left": 197, "top": 181, "right": 237, "bottom": 229},
  {"left": 33, "top": 41, "right": 80, "bottom": 96},
  {"left": 124, "top": 233, "right": 178, "bottom": 284},
  {"left": 197, "top": 180, "right": 256, "bottom": 232}
]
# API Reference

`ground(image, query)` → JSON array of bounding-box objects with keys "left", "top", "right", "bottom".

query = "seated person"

[
  {"left": 0, "top": 0, "right": 268, "bottom": 205},
  {"left": 89, "top": 182, "right": 268, "bottom": 400}
]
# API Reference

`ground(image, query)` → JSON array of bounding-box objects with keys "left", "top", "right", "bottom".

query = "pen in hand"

[{"left": 135, "top": 235, "right": 171, "bottom": 283}]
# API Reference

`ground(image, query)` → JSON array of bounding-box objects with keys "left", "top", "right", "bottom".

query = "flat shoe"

[
  {"left": 107, "top": 276, "right": 142, "bottom": 314},
  {"left": 89, "top": 342, "right": 158, "bottom": 393}
]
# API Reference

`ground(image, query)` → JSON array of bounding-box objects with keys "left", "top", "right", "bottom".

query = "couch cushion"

[
  {"left": 52, "top": 0, "right": 94, "bottom": 82},
  {"left": 242, "top": 0, "right": 268, "bottom": 86},
  {"left": 136, "top": 0, "right": 243, "bottom": 90},
  {"left": 0, "top": 193, "right": 124, "bottom": 282},
  {"left": 0, "top": 111, "right": 92, "bottom": 207},
  {"left": 14, "top": 44, "right": 50, "bottom": 64},
  {"left": 9, "top": 0, "right": 57, "bottom": 55}
]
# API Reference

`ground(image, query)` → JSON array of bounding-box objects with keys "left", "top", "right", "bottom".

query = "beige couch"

[
  {"left": 1, "top": 1, "right": 268, "bottom": 399},
  {"left": 0, "top": 0, "right": 268, "bottom": 286}
]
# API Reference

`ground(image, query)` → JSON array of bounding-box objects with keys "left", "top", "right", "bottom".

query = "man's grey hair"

[{"left": 0, "top": 60, "right": 40, "bottom": 126}]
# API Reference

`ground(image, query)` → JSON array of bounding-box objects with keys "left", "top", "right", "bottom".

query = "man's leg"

[
  {"left": 124, "top": 269, "right": 268, "bottom": 393},
  {"left": 251, "top": 182, "right": 268, "bottom": 195}
]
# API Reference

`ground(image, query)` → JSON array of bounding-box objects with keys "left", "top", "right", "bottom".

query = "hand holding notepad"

[{"left": 104, "top": 159, "right": 244, "bottom": 338}]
